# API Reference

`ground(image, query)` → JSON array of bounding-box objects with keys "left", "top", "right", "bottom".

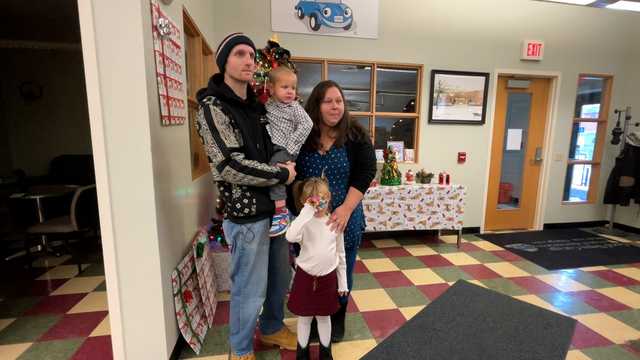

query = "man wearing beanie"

[{"left": 196, "top": 32, "right": 297, "bottom": 360}]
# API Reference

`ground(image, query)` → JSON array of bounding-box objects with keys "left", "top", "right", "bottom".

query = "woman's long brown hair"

[{"left": 303, "top": 80, "right": 367, "bottom": 152}]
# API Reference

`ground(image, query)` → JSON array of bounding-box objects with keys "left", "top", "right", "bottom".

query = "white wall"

[
  {"left": 213, "top": 0, "right": 640, "bottom": 228},
  {"left": 79, "top": 0, "right": 216, "bottom": 358},
  {"left": 0, "top": 49, "right": 92, "bottom": 176},
  {"left": 150, "top": 0, "right": 218, "bottom": 357},
  {"left": 613, "top": 43, "right": 640, "bottom": 229}
]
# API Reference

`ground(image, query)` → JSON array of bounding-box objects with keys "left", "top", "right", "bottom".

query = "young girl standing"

[{"left": 286, "top": 177, "right": 347, "bottom": 360}]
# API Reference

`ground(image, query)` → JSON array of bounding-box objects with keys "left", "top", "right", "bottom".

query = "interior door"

[{"left": 485, "top": 76, "right": 551, "bottom": 231}]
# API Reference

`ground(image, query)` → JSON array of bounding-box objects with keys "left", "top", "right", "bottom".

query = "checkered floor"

[
  {"left": 0, "top": 254, "right": 111, "bottom": 360},
  {"left": 1, "top": 231, "right": 639, "bottom": 360},
  {"left": 179, "top": 231, "right": 640, "bottom": 360}
]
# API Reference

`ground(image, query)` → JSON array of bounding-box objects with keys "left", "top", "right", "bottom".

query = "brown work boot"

[
  {"left": 228, "top": 351, "right": 255, "bottom": 360},
  {"left": 259, "top": 326, "right": 297, "bottom": 350}
]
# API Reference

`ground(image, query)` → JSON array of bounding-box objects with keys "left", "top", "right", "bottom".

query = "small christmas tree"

[
  {"left": 380, "top": 146, "right": 402, "bottom": 186},
  {"left": 253, "top": 34, "right": 296, "bottom": 104}
]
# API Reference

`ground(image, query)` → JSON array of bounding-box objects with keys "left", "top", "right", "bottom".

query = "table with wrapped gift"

[{"left": 362, "top": 184, "right": 467, "bottom": 247}]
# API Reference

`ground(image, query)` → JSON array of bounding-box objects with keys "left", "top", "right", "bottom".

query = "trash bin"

[{"left": 499, "top": 182, "right": 513, "bottom": 204}]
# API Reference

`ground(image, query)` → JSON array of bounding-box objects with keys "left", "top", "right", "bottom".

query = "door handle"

[{"left": 534, "top": 147, "right": 543, "bottom": 162}]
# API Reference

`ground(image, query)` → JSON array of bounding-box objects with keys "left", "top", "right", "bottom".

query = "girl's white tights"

[{"left": 297, "top": 315, "right": 332, "bottom": 347}]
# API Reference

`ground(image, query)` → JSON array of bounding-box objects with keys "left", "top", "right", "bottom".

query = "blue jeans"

[
  {"left": 339, "top": 244, "right": 360, "bottom": 305},
  {"left": 223, "top": 218, "right": 291, "bottom": 356}
]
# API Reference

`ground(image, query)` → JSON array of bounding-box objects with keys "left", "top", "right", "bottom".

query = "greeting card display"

[
  {"left": 151, "top": 1, "right": 186, "bottom": 126},
  {"left": 171, "top": 252, "right": 208, "bottom": 354}
]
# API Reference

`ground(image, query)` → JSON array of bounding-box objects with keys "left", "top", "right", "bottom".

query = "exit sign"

[{"left": 522, "top": 40, "right": 544, "bottom": 61}]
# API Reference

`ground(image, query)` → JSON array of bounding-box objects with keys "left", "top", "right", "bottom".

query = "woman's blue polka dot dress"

[{"left": 297, "top": 145, "right": 365, "bottom": 250}]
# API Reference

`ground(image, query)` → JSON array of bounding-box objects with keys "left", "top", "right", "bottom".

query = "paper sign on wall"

[{"left": 506, "top": 129, "right": 523, "bottom": 151}]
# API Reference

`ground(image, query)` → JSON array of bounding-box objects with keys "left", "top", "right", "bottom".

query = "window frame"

[
  {"left": 562, "top": 74, "right": 613, "bottom": 204},
  {"left": 183, "top": 9, "right": 217, "bottom": 180},
  {"left": 292, "top": 56, "right": 424, "bottom": 163}
]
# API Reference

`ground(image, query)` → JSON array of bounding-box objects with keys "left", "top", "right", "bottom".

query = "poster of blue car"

[{"left": 271, "top": 0, "right": 379, "bottom": 39}]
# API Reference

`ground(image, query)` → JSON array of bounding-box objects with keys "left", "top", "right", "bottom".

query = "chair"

[
  {"left": 48, "top": 155, "right": 95, "bottom": 186},
  {"left": 1, "top": 191, "right": 38, "bottom": 263},
  {"left": 26, "top": 184, "right": 99, "bottom": 273}
]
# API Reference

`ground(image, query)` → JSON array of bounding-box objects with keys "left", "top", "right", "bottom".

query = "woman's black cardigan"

[{"left": 344, "top": 135, "right": 377, "bottom": 195}]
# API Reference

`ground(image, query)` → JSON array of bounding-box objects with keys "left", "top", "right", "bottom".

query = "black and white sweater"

[{"left": 196, "top": 74, "right": 289, "bottom": 223}]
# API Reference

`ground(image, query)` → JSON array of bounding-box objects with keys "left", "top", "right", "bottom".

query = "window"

[
  {"left": 562, "top": 75, "right": 612, "bottom": 203},
  {"left": 295, "top": 62, "right": 322, "bottom": 105},
  {"left": 292, "top": 58, "right": 423, "bottom": 163},
  {"left": 184, "top": 10, "right": 217, "bottom": 180}
]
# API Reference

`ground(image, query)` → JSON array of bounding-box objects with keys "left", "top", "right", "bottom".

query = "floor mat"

[
  {"left": 362, "top": 280, "right": 576, "bottom": 360},
  {"left": 478, "top": 228, "right": 640, "bottom": 270}
]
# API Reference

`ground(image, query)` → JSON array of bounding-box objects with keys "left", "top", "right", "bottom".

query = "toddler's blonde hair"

[
  {"left": 293, "top": 176, "right": 331, "bottom": 212},
  {"left": 268, "top": 66, "right": 296, "bottom": 85}
]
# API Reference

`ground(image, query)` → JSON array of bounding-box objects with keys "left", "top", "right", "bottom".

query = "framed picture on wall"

[
  {"left": 387, "top": 141, "right": 405, "bottom": 162},
  {"left": 404, "top": 149, "right": 415, "bottom": 163},
  {"left": 271, "top": 0, "right": 379, "bottom": 39},
  {"left": 428, "top": 70, "right": 490, "bottom": 125},
  {"left": 375, "top": 149, "right": 384, "bottom": 162}
]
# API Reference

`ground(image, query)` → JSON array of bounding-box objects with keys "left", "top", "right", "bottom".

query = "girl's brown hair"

[{"left": 303, "top": 80, "right": 368, "bottom": 152}]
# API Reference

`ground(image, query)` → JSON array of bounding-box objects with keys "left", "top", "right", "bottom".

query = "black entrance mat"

[
  {"left": 362, "top": 281, "right": 576, "bottom": 360},
  {"left": 478, "top": 228, "right": 640, "bottom": 270}
]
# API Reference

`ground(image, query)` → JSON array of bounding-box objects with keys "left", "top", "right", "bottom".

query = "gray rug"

[
  {"left": 478, "top": 229, "right": 640, "bottom": 270},
  {"left": 362, "top": 281, "right": 576, "bottom": 360}
]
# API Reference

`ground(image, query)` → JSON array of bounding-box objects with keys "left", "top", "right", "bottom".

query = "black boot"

[
  {"left": 330, "top": 302, "right": 347, "bottom": 342},
  {"left": 296, "top": 342, "right": 310, "bottom": 360},
  {"left": 319, "top": 342, "right": 333, "bottom": 360}
]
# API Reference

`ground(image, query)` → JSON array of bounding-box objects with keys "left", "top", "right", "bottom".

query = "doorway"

[{"left": 0, "top": 1, "right": 111, "bottom": 359}]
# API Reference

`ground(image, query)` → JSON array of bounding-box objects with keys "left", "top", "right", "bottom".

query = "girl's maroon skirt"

[{"left": 287, "top": 267, "right": 340, "bottom": 316}]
